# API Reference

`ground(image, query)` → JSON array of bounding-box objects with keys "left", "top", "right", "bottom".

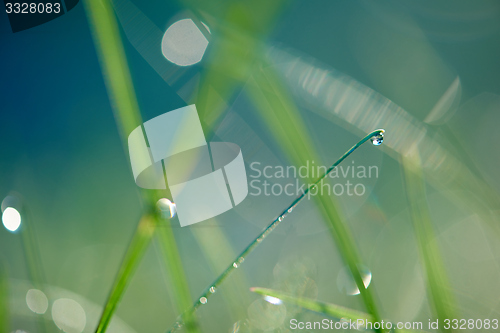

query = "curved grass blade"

[
  {"left": 166, "top": 129, "right": 385, "bottom": 332},
  {"left": 250, "top": 287, "right": 427, "bottom": 333},
  {"left": 402, "top": 150, "right": 457, "bottom": 332}
]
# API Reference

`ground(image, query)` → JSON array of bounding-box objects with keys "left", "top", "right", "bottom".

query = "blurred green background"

[{"left": 1, "top": 0, "right": 500, "bottom": 332}]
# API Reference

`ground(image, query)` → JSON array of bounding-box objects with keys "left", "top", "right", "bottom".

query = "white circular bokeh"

[
  {"left": 52, "top": 298, "right": 86, "bottom": 333},
  {"left": 161, "top": 19, "right": 209, "bottom": 66},
  {"left": 26, "top": 289, "right": 48, "bottom": 314},
  {"left": 2, "top": 207, "right": 21, "bottom": 232}
]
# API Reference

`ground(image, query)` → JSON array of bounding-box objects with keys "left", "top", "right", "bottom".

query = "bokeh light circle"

[{"left": 2, "top": 207, "right": 21, "bottom": 232}]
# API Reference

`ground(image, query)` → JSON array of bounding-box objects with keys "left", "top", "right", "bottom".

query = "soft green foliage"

[
  {"left": 156, "top": 223, "right": 200, "bottom": 333},
  {"left": 250, "top": 287, "right": 427, "bottom": 333},
  {"left": 251, "top": 286, "right": 373, "bottom": 322},
  {"left": 84, "top": 0, "right": 143, "bottom": 141},
  {"left": 84, "top": 1, "right": 199, "bottom": 332},
  {"left": 402, "top": 152, "right": 457, "bottom": 331},
  {"left": 94, "top": 215, "right": 156, "bottom": 333},
  {"left": 246, "top": 67, "right": 385, "bottom": 329},
  {"left": 84, "top": 1, "right": 461, "bottom": 333},
  {"left": 0, "top": 265, "right": 8, "bottom": 333}
]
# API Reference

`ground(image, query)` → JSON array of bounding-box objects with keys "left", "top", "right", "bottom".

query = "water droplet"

[
  {"left": 173, "top": 321, "right": 183, "bottom": 331},
  {"left": 200, "top": 297, "right": 207, "bottom": 304},
  {"left": 278, "top": 216, "right": 283, "bottom": 222},
  {"left": 157, "top": 198, "right": 176, "bottom": 218},
  {"left": 336, "top": 264, "right": 372, "bottom": 295},
  {"left": 264, "top": 296, "right": 282, "bottom": 305},
  {"left": 233, "top": 262, "right": 239, "bottom": 268},
  {"left": 288, "top": 208, "right": 293, "bottom": 213},
  {"left": 370, "top": 132, "right": 384, "bottom": 146},
  {"left": 238, "top": 257, "right": 245, "bottom": 264},
  {"left": 209, "top": 286, "right": 216, "bottom": 293}
]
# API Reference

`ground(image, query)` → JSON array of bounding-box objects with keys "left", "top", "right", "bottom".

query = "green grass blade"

[
  {"left": 251, "top": 287, "right": 372, "bottom": 322},
  {"left": 0, "top": 264, "right": 8, "bottom": 333},
  {"left": 190, "top": 223, "right": 251, "bottom": 321},
  {"left": 83, "top": 0, "right": 143, "bottom": 141},
  {"left": 84, "top": 1, "right": 199, "bottom": 331},
  {"left": 246, "top": 66, "right": 385, "bottom": 330},
  {"left": 166, "top": 130, "right": 385, "bottom": 332},
  {"left": 156, "top": 222, "right": 200, "bottom": 333},
  {"left": 250, "top": 287, "right": 427, "bottom": 333},
  {"left": 402, "top": 151, "right": 457, "bottom": 331},
  {"left": 95, "top": 215, "right": 156, "bottom": 333}
]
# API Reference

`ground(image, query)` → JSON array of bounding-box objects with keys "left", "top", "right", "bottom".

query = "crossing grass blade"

[
  {"left": 84, "top": 1, "right": 200, "bottom": 332},
  {"left": 402, "top": 150, "right": 457, "bottom": 332},
  {"left": 250, "top": 287, "right": 427, "bottom": 333},
  {"left": 165, "top": 130, "right": 386, "bottom": 333}
]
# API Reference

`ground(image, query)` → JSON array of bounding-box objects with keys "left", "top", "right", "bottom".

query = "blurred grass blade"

[
  {"left": 85, "top": 1, "right": 199, "bottom": 332},
  {"left": 156, "top": 223, "right": 200, "bottom": 333},
  {"left": 95, "top": 214, "right": 155, "bottom": 333},
  {"left": 402, "top": 149, "right": 457, "bottom": 331},
  {"left": 251, "top": 287, "right": 372, "bottom": 322},
  {"left": 250, "top": 287, "right": 426, "bottom": 333},
  {"left": 84, "top": 0, "right": 142, "bottom": 143},
  {"left": 19, "top": 206, "right": 49, "bottom": 333},
  {"left": 0, "top": 264, "right": 8, "bottom": 333},
  {"left": 20, "top": 207, "right": 45, "bottom": 289}
]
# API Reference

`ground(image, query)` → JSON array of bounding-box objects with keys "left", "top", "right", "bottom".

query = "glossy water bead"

[
  {"left": 157, "top": 198, "right": 176, "bottom": 218},
  {"left": 370, "top": 132, "right": 384, "bottom": 146}
]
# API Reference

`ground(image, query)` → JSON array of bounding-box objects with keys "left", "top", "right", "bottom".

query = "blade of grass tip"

[
  {"left": 95, "top": 214, "right": 156, "bottom": 333},
  {"left": 166, "top": 130, "right": 385, "bottom": 333},
  {"left": 250, "top": 287, "right": 427, "bottom": 333},
  {"left": 0, "top": 264, "right": 8, "bottom": 333},
  {"left": 402, "top": 148, "right": 457, "bottom": 332},
  {"left": 246, "top": 66, "right": 386, "bottom": 331},
  {"left": 155, "top": 219, "right": 200, "bottom": 333}
]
